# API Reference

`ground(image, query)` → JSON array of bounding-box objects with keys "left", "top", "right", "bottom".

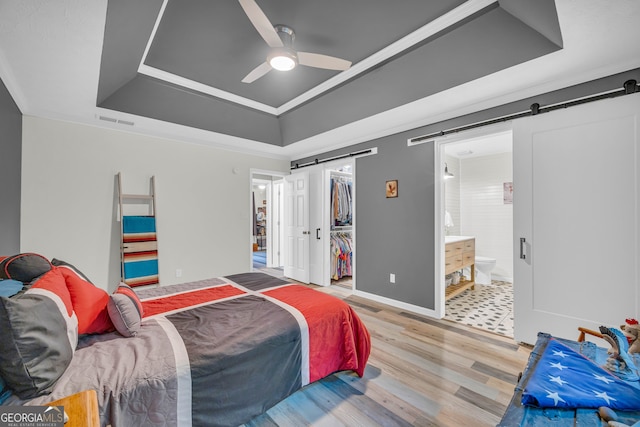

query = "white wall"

[
  {"left": 20, "top": 116, "right": 289, "bottom": 291},
  {"left": 459, "top": 152, "right": 513, "bottom": 281},
  {"left": 444, "top": 151, "right": 513, "bottom": 281},
  {"left": 443, "top": 155, "right": 461, "bottom": 236}
]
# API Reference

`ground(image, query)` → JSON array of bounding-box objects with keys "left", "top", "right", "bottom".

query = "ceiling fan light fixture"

[
  {"left": 239, "top": 2, "right": 351, "bottom": 82},
  {"left": 268, "top": 49, "right": 297, "bottom": 71}
]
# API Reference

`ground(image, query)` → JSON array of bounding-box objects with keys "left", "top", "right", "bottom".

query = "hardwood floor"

[{"left": 244, "top": 283, "right": 532, "bottom": 427}]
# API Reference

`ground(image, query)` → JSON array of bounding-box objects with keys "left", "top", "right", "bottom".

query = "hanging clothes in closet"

[
  {"left": 331, "top": 176, "right": 353, "bottom": 227},
  {"left": 330, "top": 232, "right": 353, "bottom": 280}
]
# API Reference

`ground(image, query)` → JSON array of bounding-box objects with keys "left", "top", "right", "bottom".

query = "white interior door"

[
  {"left": 270, "top": 180, "right": 284, "bottom": 268},
  {"left": 308, "top": 165, "right": 324, "bottom": 285},
  {"left": 284, "top": 171, "right": 310, "bottom": 283},
  {"left": 513, "top": 93, "right": 640, "bottom": 345}
]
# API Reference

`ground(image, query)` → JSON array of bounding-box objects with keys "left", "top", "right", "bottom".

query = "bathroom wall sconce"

[{"left": 444, "top": 163, "right": 454, "bottom": 179}]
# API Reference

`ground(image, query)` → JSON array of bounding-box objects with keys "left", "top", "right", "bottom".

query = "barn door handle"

[
  {"left": 520, "top": 237, "right": 526, "bottom": 259},
  {"left": 316, "top": 228, "right": 321, "bottom": 240}
]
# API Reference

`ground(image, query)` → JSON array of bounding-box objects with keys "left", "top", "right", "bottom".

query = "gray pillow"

[
  {"left": 107, "top": 283, "right": 144, "bottom": 337},
  {"left": 0, "top": 269, "right": 78, "bottom": 399},
  {"left": 0, "top": 253, "right": 52, "bottom": 283}
]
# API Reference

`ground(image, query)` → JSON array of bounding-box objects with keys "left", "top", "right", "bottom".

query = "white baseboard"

[
  {"left": 493, "top": 274, "right": 513, "bottom": 283},
  {"left": 353, "top": 290, "right": 441, "bottom": 319}
]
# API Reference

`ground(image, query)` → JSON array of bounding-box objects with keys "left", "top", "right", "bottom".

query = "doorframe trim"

[{"left": 249, "top": 168, "right": 288, "bottom": 272}]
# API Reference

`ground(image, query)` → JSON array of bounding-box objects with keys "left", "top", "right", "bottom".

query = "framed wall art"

[{"left": 386, "top": 180, "right": 398, "bottom": 198}]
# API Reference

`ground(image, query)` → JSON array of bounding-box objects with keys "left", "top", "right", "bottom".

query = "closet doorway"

[
  {"left": 250, "top": 171, "right": 285, "bottom": 273},
  {"left": 308, "top": 159, "right": 355, "bottom": 290}
]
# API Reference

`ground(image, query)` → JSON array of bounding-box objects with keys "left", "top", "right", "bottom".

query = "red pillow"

[
  {"left": 30, "top": 267, "right": 74, "bottom": 318},
  {"left": 59, "top": 266, "right": 113, "bottom": 335}
]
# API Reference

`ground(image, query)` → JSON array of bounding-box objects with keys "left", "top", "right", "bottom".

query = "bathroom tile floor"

[{"left": 444, "top": 280, "right": 514, "bottom": 337}]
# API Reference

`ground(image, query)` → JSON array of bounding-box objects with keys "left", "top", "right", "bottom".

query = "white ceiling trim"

[
  {"left": 138, "top": 64, "right": 279, "bottom": 114},
  {"left": 138, "top": 0, "right": 169, "bottom": 71},
  {"left": 137, "top": 0, "right": 497, "bottom": 116}
]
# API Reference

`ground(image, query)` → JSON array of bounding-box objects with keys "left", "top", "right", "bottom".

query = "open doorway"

[
  {"left": 250, "top": 171, "right": 285, "bottom": 274},
  {"left": 322, "top": 160, "right": 354, "bottom": 290},
  {"left": 438, "top": 128, "right": 514, "bottom": 337}
]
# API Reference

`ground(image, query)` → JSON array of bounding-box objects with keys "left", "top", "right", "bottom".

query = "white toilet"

[{"left": 474, "top": 256, "right": 496, "bottom": 285}]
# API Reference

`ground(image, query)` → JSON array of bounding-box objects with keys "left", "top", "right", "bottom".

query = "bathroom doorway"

[{"left": 439, "top": 128, "right": 514, "bottom": 337}]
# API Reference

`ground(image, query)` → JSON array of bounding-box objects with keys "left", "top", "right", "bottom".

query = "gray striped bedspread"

[{"left": 8, "top": 272, "right": 371, "bottom": 427}]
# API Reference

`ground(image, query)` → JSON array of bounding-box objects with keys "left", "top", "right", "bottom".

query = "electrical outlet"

[
  {"left": 176, "top": 269, "right": 182, "bottom": 278},
  {"left": 389, "top": 273, "right": 396, "bottom": 283}
]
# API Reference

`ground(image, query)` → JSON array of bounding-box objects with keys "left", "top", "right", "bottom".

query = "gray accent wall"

[
  {"left": 294, "top": 67, "right": 640, "bottom": 311},
  {"left": 0, "top": 77, "right": 22, "bottom": 254},
  {"left": 356, "top": 137, "right": 435, "bottom": 308}
]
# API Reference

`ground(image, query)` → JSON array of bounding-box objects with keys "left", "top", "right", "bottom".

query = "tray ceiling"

[
  {"left": 2, "top": 0, "right": 640, "bottom": 159},
  {"left": 97, "top": 0, "right": 562, "bottom": 146}
]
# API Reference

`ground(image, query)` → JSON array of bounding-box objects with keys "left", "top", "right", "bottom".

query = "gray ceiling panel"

[
  {"left": 100, "top": 74, "right": 283, "bottom": 146},
  {"left": 97, "top": 0, "right": 164, "bottom": 105},
  {"left": 144, "top": 0, "right": 467, "bottom": 106},
  {"left": 500, "top": 0, "right": 563, "bottom": 47},
  {"left": 279, "top": 5, "right": 562, "bottom": 144}
]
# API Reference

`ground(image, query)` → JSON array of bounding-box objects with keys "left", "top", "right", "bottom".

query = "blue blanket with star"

[{"left": 521, "top": 338, "right": 640, "bottom": 410}]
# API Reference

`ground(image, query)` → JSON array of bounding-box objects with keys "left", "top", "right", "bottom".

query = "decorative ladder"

[{"left": 117, "top": 172, "right": 160, "bottom": 287}]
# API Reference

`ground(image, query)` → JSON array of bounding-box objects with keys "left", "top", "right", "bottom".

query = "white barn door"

[
  {"left": 284, "top": 171, "right": 310, "bottom": 283},
  {"left": 513, "top": 93, "right": 640, "bottom": 345}
]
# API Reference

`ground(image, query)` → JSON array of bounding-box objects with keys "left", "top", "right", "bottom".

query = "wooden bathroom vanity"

[{"left": 445, "top": 236, "right": 475, "bottom": 300}]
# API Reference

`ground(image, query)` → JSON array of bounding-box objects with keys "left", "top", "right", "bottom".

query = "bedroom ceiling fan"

[{"left": 238, "top": 0, "right": 352, "bottom": 83}]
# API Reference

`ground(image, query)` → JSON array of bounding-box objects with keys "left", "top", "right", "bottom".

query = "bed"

[
  {"left": 0, "top": 254, "right": 371, "bottom": 427},
  {"left": 499, "top": 332, "right": 640, "bottom": 426}
]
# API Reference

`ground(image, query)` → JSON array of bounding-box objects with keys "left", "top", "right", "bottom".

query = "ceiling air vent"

[
  {"left": 98, "top": 115, "right": 117, "bottom": 123},
  {"left": 97, "top": 115, "right": 135, "bottom": 126}
]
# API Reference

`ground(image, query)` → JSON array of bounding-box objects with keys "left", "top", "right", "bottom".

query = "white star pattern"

[
  {"left": 522, "top": 339, "right": 640, "bottom": 411},
  {"left": 548, "top": 375, "right": 568, "bottom": 386},
  {"left": 593, "top": 373, "right": 614, "bottom": 384},
  {"left": 594, "top": 391, "right": 617, "bottom": 405},
  {"left": 550, "top": 361, "right": 567, "bottom": 370},
  {"left": 545, "top": 390, "right": 566, "bottom": 406}
]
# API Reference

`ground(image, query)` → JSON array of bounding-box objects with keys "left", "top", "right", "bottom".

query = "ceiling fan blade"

[
  {"left": 297, "top": 52, "right": 351, "bottom": 71},
  {"left": 242, "top": 61, "right": 272, "bottom": 83},
  {"left": 238, "top": 0, "right": 283, "bottom": 48}
]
